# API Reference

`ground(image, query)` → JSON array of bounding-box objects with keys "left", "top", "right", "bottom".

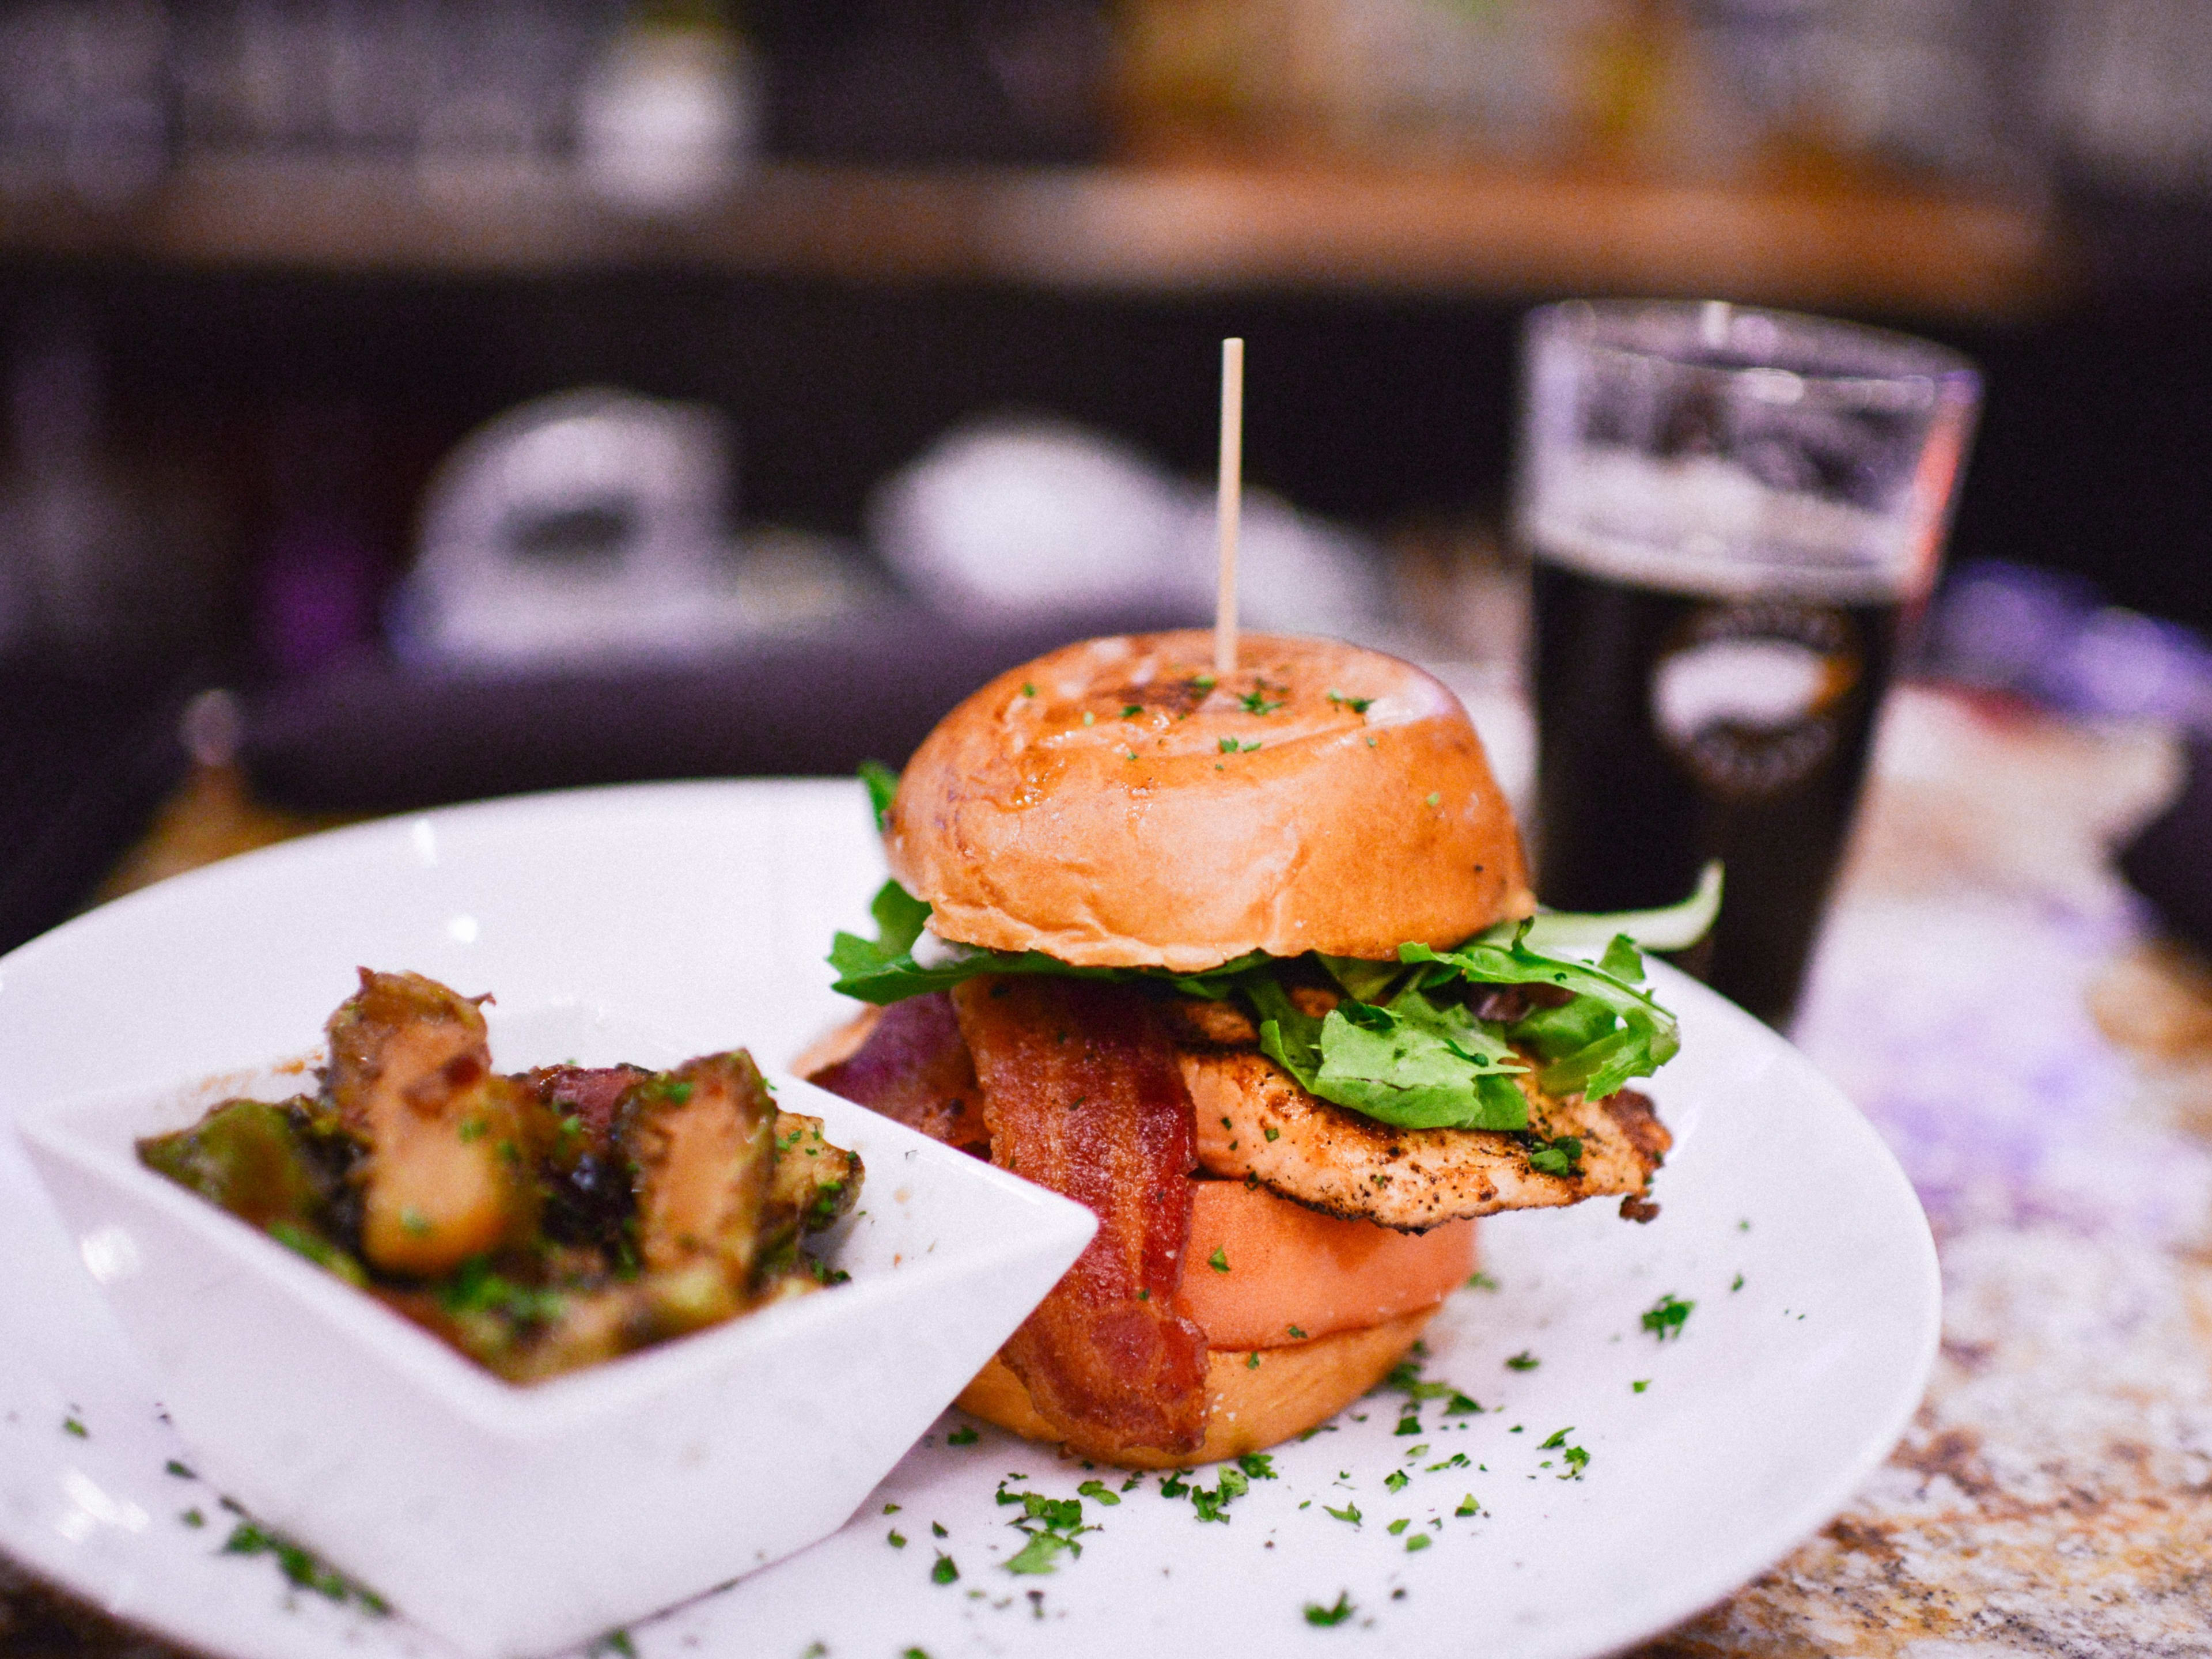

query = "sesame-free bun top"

[{"left": 884, "top": 631, "right": 1534, "bottom": 971}]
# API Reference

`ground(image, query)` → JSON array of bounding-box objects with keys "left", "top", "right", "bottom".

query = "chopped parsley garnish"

[
  {"left": 1560, "top": 1445, "right": 1590, "bottom": 1478},
  {"left": 1121, "top": 704, "right": 1142, "bottom": 718},
  {"left": 1076, "top": 1479, "right": 1120, "bottom": 1505},
  {"left": 1425, "top": 793, "right": 1441, "bottom": 807},
  {"left": 884, "top": 1502, "right": 901, "bottom": 1513},
  {"left": 1287, "top": 1324, "right": 1307, "bottom": 1339},
  {"left": 1325, "top": 690, "right": 1373, "bottom": 714},
  {"left": 1538, "top": 1427, "right": 1573, "bottom": 1449},
  {"left": 1322, "top": 1501, "right": 1361, "bottom": 1525},
  {"left": 1384, "top": 1469, "right": 1408, "bottom": 1493},
  {"left": 1642, "top": 1293, "right": 1695, "bottom": 1341},
  {"left": 1466, "top": 1271, "right": 1501, "bottom": 1291},
  {"left": 1208, "top": 1246, "right": 1230, "bottom": 1273},
  {"left": 1004, "top": 1531, "right": 1071, "bottom": 1575},
  {"left": 1732, "top": 1273, "right": 1745, "bottom": 1291},
  {"left": 931, "top": 1552, "right": 959, "bottom": 1585},
  {"left": 998, "top": 1485, "right": 1093, "bottom": 1574},
  {"left": 946, "top": 1424, "right": 979, "bottom": 1445},
  {"left": 165, "top": 1460, "right": 194, "bottom": 1479},
  {"left": 1406, "top": 1533, "right": 1433, "bottom": 1552},
  {"left": 1304, "top": 1592, "right": 1355, "bottom": 1627},
  {"left": 1455, "top": 1494, "right": 1479, "bottom": 1517},
  {"left": 1382, "top": 1360, "right": 1459, "bottom": 1401},
  {"left": 1426, "top": 1452, "right": 1470, "bottom": 1471},
  {"left": 1633, "top": 1380, "right": 1650, "bottom": 1393},
  {"left": 1238, "top": 690, "right": 1286, "bottom": 716},
  {"left": 1525, "top": 1135, "right": 1584, "bottom": 1178},
  {"left": 1445, "top": 1392, "right": 1483, "bottom": 1416},
  {"left": 1386, "top": 1518, "right": 1410, "bottom": 1535},
  {"left": 1394, "top": 1413, "right": 1422, "bottom": 1437},
  {"left": 181, "top": 1508, "right": 205, "bottom": 1528},
  {"left": 438, "top": 1256, "right": 565, "bottom": 1326},
  {"left": 61, "top": 1417, "right": 86, "bottom": 1438},
  {"left": 591, "top": 1631, "right": 636, "bottom": 1659},
  {"left": 932, "top": 1521, "right": 948, "bottom": 1537},
  {"left": 224, "top": 1521, "right": 388, "bottom": 1613},
  {"left": 1506, "top": 1351, "right": 1540, "bottom": 1372},
  {"left": 1238, "top": 1453, "right": 1277, "bottom": 1480},
  {"left": 888, "top": 1529, "right": 907, "bottom": 1548}
]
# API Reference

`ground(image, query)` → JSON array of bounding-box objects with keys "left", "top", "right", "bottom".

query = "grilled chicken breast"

[{"left": 1179, "top": 1049, "right": 1668, "bottom": 1232}]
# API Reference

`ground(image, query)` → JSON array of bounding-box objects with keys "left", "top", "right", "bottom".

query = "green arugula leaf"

[
  {"left": 858, "top": 760, "right": 902, "bottom": 832},
  {"left": 830, "top": 878, "right": 1271, "bottom": 1005},
  {"left": 1247, "top": 974, "right": 1325, "bottom": 1092},
  {"left": 1400, "top": 926, "right": 1680, "bottom": 1102},
  {"left": 1315, "top": 953, "right": 1404, "bottom": 1005},
  {"left": 1309, "top": 988, "right": 1529, "bottom": 1131},
  {"left": 1599, "top": 933, "right": 1645, "bottom": 982},
  {"left": 1506, "top": 996, "right": 1616, "bottom": 1062},
  {"left": 829, "top": 880, "right": 1115, "bottom": 1003},
  {"left": 1512, "top": 862, "right": 1722, "bottom": 957}
]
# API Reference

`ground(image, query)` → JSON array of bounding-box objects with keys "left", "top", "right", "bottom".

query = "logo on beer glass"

[{"left": 1649, "top": 602, "right": 1862, "bottom": 800}]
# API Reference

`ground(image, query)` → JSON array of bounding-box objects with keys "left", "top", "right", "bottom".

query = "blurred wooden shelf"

[{"left": 0, "top": 155, "right": 2060, "bottom": 319}]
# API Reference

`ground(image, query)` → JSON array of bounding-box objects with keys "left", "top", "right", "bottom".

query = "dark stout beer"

[
  {"left": 1529, "top": 553, "right": 1903, "bottom": 1027},
  {"left": 1516, "top": 300, "right": 1978, "bottom": 1029}
]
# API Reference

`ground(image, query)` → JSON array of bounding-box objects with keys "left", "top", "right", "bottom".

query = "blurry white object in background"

[
  {"left": 870, "top": 416, "right": 1390, "bottom": 641},
  {"left": 1173, "top": 484, "right": 1387, "bottom": 639},
  {"left": 579, "top": 14, "right": 758, "bottom": 212},
  {"left": 393, "top": 388, "right": 863, "bottom": 667},
  {"left": 870, "top": 421, "right": 1188, "bottom": 618}
]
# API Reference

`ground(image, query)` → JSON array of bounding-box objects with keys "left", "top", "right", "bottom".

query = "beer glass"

[{"left": 1517, "top": 300, "right": 1980, "bottom": 1027}]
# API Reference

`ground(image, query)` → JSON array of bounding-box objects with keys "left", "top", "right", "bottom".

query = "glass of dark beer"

[{"left": 1518, "top": 300, "right": 1980, "bottom": 1028}]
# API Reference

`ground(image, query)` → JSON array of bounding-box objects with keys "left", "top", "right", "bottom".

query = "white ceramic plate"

[{"left": 0, "top": 780, "right": 1939, "bottom": 1659}]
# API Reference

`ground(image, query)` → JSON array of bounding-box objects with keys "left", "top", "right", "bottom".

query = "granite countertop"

[
  {"left": 7, "top": 684, "right": 2210, "bottom": 1658},
  {"left": 1642, "top": 687, "right": 2212, "bottom": 1659}
]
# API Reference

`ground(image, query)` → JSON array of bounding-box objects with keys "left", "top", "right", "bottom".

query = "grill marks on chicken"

[
  {"left": 1180, "top": 1051, "right": 1668, "bottom": 1232},
  {"left": 952, "top": 977, "right": 1211, "bottom": 1460}
]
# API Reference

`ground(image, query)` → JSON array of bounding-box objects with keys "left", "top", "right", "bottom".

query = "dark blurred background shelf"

[{"left": 0, "top": 156, "right": 2061, "bottom": 318}]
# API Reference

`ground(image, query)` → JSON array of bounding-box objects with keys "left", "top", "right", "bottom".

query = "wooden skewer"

[{"left": 1215, "top": 336, "right": 1244, "bottom": 677}]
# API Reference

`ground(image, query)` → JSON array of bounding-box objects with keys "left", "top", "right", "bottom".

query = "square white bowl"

[{"left": 13, "top": 999, "right": 1094, "bottom": 1659}]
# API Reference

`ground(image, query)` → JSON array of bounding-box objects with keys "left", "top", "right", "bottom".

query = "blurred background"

[{"left": 5, "top": 0, "right": 2212, "bottom": 955}]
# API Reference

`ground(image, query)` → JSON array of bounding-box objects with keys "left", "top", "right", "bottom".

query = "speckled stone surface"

[{"left": 1637, "top": 688, "right": 2212, "bottom": 1659}]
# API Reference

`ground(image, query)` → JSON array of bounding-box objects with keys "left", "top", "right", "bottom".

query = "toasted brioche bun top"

[{"left": 884, "top": 631, "right": 1534, "bottom": 971}]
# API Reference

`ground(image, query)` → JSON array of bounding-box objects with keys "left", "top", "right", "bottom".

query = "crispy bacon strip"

[
  {"left": 951, "top": 977, "right": 1209, "bottom": 1459},
  {"left": 809, "top": 993, "right": 988, "bottom": 1151}
]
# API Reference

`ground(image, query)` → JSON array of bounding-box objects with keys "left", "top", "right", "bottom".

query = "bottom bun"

[{"left": 954, "top": 1306, "right": 1438, "bottom": 1469}]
